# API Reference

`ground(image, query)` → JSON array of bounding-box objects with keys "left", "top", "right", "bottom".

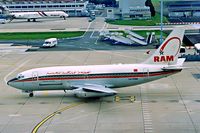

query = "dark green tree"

[{"left": 145, "top": 0, "right": 156, "bottom": 17}]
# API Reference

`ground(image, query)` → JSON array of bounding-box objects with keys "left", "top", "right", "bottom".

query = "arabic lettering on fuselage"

[{"left": 47, "top": 71, "right": 90, "bottom": 75}]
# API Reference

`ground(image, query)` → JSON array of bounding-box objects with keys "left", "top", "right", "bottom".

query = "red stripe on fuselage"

[{"left": 15, "top": 70, "right": 180, "bottom": 83}]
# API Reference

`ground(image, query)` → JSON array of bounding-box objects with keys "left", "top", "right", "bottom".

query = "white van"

[
  {"left": 0, "top": 19, "right": 6, "bottom": 24},
  {"left": 195, "top": 43, "right": 200, "bottom": 53},
  {"left": 43, "top": 38, "right": 58, "bottom": 48}
]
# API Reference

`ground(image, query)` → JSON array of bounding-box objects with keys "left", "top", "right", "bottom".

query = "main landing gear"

[{"left": 27, "top": 19, "right": 36, "bottom": 22}]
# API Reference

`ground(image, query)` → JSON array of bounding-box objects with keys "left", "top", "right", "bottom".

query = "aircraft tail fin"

[{"left": 144, "top": 27, "right": 185, "bottom": 65}]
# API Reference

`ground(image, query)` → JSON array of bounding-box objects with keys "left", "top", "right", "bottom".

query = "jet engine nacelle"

[{"left": 73, "top": 88, "right": 115, "bottom": 98}]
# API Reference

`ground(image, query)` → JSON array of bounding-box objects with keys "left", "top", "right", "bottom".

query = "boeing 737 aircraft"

[
  {"left": 7, "top": 27, "right": 185, "bottom": 98},
  {"left": 10, "top": 11, "right": 69, "bottom": 22}
]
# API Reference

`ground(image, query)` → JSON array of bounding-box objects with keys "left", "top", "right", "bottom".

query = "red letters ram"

[{"left": 154, "top": 55, "right": 174, "bottom": 62}]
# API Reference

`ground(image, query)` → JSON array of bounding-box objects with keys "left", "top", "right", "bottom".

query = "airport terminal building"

[
  {"left": 164, "top": 0, "right": 200, "bottom": 22},
  {"left": 106, "top": 0, "right": 151, "bottom": 20},
  {"left": 0, "top": 0, "right": 90, "bottom": 16}
]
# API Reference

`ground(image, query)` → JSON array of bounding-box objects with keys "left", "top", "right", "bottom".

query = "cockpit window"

[{"left": 17, "top": 74, "right": 24, "bottom": 79}]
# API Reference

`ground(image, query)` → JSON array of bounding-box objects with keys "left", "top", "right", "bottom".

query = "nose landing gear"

[
  {"left": 22, "top": 90, "right": 34, "bottom": 97},
  {"left": 29, "top": 92, "right": 34, "bottom": 97}
]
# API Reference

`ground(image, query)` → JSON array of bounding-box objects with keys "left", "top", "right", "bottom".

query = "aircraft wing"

[{"left": 75, "top": 84, "right": 117, "bottom": 94}]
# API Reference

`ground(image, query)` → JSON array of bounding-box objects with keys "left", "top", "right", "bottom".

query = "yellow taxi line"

[{"left": 31, "top": 102, "right": 83, "bottom": 133}]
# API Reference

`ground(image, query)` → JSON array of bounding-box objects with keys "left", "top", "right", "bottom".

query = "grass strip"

[{"left": 0, "top": 31, "right": 85, "bottom": 40}]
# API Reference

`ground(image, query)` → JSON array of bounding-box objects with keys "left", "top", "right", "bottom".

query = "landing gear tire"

[
  {"left": 33, "top": 19, "right": 36, "bottom": 22},
  {"left": 27, "top": 19, "right": 30, "bottom": 22},
  {"left": 29, "top": 92, "right": 34, "bottom": 97}
]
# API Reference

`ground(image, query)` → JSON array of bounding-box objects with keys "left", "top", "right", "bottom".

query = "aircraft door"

[
  {"left": 31, "top": 71, "right": 39, "bottom": 89},
  {"left": 84, "top": 74, "right": 89, "bottom": 79},
  {"left": 143, "top": 68, "right": 149, "bottom": 78}
]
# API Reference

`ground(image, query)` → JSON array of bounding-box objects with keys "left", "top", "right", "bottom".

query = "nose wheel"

[{"left": 29, "top": 92, "right": 34, "bottom": 97}]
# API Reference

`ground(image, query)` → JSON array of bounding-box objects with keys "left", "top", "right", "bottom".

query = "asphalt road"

[{"left": 0, "top": 31, "right": 157, "bottom": 52}]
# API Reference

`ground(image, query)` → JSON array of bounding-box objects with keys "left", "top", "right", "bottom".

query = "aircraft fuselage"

[{"left": 7, "top": 64, "right": 181, "bottom": 92}]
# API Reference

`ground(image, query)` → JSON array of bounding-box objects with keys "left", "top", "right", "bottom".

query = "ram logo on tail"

[
  {"left": 144, "top": 27, "right": 184, "bottom": 65},
  {"left": 154, "top": 55, "right": 174, "bottom": 62},
  {"left": 153, "top": 37, "right": 181, "bottom": 63}
]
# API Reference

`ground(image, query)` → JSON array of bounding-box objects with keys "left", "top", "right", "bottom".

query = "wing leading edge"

[
  {"left": 73, "top": 84, "right": 117, "bottom": 98},
  {"left": 76, "top": 84, "right": 117, "bottom": 93}
]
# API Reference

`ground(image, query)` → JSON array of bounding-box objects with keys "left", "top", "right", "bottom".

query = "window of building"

[
  {"left": 53, "top": 5, "right": 59, "bottom": 7},
  {"left": 16, "top": 6, "right": 21, "bottom": 8},
  {"left": 28, "top": 6, "right": 33, "bottom": 8},
  {"left": 108, "top": 9, "right": 113, "bottom": 13},
  {"left": 9, "top": 6, "right": 14, "bottom": 8}
]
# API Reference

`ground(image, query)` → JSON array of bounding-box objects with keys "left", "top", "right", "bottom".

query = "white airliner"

[
  {"left": 7, "top": 27, "right": 185, "bottom": 98},
  {"left": 10, "top": 11, "right": 69, "bottom": 22}
]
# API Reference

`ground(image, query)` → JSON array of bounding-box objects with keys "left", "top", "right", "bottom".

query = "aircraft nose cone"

[
  {"left": 7, "top": 80, "right": 10, "bottom": 85},
  {"left": 7, "top": 78, "right": 17, "bottom": 86}
]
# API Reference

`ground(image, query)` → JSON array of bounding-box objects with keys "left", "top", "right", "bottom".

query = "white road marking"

[
  {"left": 9, "top": 114, "right": 21, "bottom": 117},
  {"left": 141, "top": 94, "right": 153, "bottom": 133},
  {"left": 145, "top": 119, "right": 152, "bottom": 122},
  {"left": 83, "top": 21, "right": 93, "bottom": 37},
  {"left": 94, "top": 22, "right": 107, "bottom": 44},
  {"left": 90, "top": 30, "right": 96, "bottom": 38}
]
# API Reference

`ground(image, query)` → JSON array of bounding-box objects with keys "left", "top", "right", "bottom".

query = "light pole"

[
  {"left": 160, "top": 0, "right": 163, "bottom": 44},
  {"left": 75, "top": 0, "right": 77, "bottom": 16}
]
